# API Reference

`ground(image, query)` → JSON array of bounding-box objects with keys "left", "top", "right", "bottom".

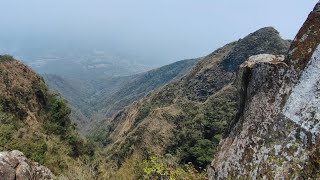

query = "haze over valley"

[{"left": 0, "top": 1, "right": 320, "bottom": 179}]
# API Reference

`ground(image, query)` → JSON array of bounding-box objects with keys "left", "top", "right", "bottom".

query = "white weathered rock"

[
  {"left": 241, "top": 54, "right": 285, "bottom": 68},
  {"left": 283, "top": 45, "right": 320, "bottom": 137}
]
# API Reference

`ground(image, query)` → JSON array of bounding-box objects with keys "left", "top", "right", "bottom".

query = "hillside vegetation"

[
  {"left": 0, "top": 55, "right": 95, "bottom": 178},
  {"left": 96, "top": 27, "right": 290, "bottom": 177},
  {"left": 4, "top": 2, "right": 320, "bottom": 178}
]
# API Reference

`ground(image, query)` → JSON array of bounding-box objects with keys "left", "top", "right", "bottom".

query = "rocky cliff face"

[
  {"left": 0, "top": 150, "right": 54, "bottom": 180},
  {"left": 208, "top": 2, "right": 320, "bottom": 179}
]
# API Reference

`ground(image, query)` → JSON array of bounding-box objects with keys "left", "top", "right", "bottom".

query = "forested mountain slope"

[
  {"left": 0, "top": 55, "right": 94, "bottom": 179},
  {"left": 97, "top": 27, "right": 290, "bottom": 178}
]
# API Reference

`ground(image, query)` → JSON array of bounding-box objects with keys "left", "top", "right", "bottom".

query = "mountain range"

[{"left": 1, "top": 2, "right": 320, "bottom": 179}]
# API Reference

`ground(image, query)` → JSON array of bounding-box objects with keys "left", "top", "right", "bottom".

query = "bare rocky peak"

[
  {"left": 182, "top": 26, "right": 290, "bottom": 102},
  {"left": 221, "top": 27, "right": 290, "bottom": 72},
  {"left": 0, "top": 150, "right": 54, "bottom": 180}
]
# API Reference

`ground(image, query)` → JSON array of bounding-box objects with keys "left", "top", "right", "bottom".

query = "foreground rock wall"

[{"left": 208, "top": 2, "right": 320, "bottom": 179}]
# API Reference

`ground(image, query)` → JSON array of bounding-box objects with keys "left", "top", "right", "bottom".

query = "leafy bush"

[
  {"left": 67, "top": 133, "right": 96, "bottom": 157},
  {"left": 167, "top": 87, "right": 238, "bottom": 169},
  {"left": 184, "top": 139, "right": 216, "bottom": 169},
  {"left": 45, "top": 95, "right": 72, "bottom": 135},
  {"left": 143, "top": 156, "right": 169, "bottom": 179},
  {"left": 142, "top": 155, "right": 206, "bottom": 180}
]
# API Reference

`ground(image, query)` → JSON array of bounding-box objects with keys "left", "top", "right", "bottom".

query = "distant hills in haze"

[
  {"left": 43, "top": 57, "right": 200, "bottom": 133},
  {"left": 2, "top": 2, "right": 320, "bottom": 179}
]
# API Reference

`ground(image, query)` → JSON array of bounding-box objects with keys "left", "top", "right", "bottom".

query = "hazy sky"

[{"left": 0, "top": 0, "right": 318, "bottom": 65}]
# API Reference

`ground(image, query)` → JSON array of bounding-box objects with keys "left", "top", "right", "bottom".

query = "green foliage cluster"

[
  {"left": 44, "top": 96, "right": 72, "bottom": 134},
  {"left": 134, "top": 104, "right": 151, "bottom": 127},
  {"left": 166, "top": 87, "right": 238, "bottom": 169},
  {"left": 142, "top": 155, "right": 206, "bottom": 180},
  {"left": 67, "top": 133, "right": 96, "bottom": 157},
  {"left": 43, "top": 94, "right": 96, "bottom": 158}
]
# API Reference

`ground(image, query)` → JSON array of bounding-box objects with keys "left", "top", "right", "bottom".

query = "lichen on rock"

[
  {"left": 207, "top": 2, "right": 320, "bottom": 179},
  {"left": 283, "top": 45, "right": 320, "bottom": 137}
]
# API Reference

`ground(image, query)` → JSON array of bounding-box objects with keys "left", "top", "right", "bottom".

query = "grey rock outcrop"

[
  {"left": 208, "top": 2, "right": 320, "bottom": 179},
  {"left": 0, "top": 150, "right": 54, "bottom": 180}
]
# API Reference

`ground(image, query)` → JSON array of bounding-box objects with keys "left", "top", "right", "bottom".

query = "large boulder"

[{"left": 0, "top": 150, "right": 54, "bottom": 180}]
